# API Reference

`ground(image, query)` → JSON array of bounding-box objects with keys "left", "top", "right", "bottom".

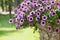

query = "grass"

[{"left": 0, "top": 14, "right": 39, "bottom": 40}]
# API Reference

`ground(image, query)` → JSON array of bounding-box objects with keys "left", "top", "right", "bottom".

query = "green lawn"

[{"left": 0, "top": 14, "right": 39, "bottom": 40}]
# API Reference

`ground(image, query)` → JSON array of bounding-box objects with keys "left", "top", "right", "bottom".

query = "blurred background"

[{"left": 0, "top": 0, "right": 39, "bottom": 40}]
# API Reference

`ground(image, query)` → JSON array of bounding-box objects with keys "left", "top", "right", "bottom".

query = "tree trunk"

[
  {"left": 8, "top": 0, "right": 12, "bottom": 18},
  {"left": 1, "top": 0, "right": 4, "bottom": 11},
  {"left": 5, "top": 0, "right": 8, "bottom": 12},
  {"left": 36, "top": 23, "right": 60, "bottom": 40}
]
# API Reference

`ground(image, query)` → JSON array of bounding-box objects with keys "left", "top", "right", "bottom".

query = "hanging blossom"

[
  {"left": 50, "top": 9, "right": 56, "bottom": 16},
  {"left": 56, "top": 2, "right": 60, "bottom": 10},
  {"left": 47, "top": 26, "right": 52, "bottom": 32},
  {"left": 42, "top": 15, "right": 47, "bottom": 20},
  {"left": 9, "top": 0, "right": 60, "bottom": 32},
  {"left": 56, "top": 19, "right": 60, "bottom": 24},
  {"left": 41, "top": 20, "right": 46, "bottom": 26},
  {"left": 9, "top": 19, "right": 14, "bottom": 23}
]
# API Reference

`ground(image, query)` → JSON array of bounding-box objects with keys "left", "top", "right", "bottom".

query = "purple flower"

[
  {"left": 50, "top": 10, "right": 56, "bottom": 16},
  {"left": 56, "top": 19, "right": 60, "bottom": 24},
  {"left": 45, "top": 5, "right": 51, "bottom": 10},
  {"left": 40, "top": 0, "right": 45, "bottom": 2},
  {"left": 9, "top": 19, "right": 14, "bottom": 23},
  {"left": 16, "top": 23, "right": 20, "bottom": 30},
  {"left": 35, "top": 12, "right": 40, "bottom": 17},
  {"left": 15, "top": 18, "right": 20, "bottom": 22},
  {"left": 55, "top": 28, "right": 59, "bottom": 33},
  {"left": 29, "top": 11, "right": 35, "bottom": 15},
  {"left": 33, "top": 1, "right": 38, "bottom": 7},
  {"left": 27, "top": 15, "right": 32, "bottom": 20},
  {"left": 20, "top": 8, "right": 23, "bottom": 11},
  {"left": 23, "top": 7, "right": 30, "bottom": 12},
  {"left": 14, "top": 14, "right": 18, "bottom": 17},
  {"left": 50, "top": 12, "right": 55, "bottom": 16},
  {"left": 20, "top": 5, "right": 24, "bottom": 8},
  {"left": 39, "top": 7, "right": 45, "bottom": 12},
  {"left": 28, "top": 17, "right": 33, "bottom": 22},
  {"left": 56, "top": 2, "right": 60, "bottom": 10},
  {"left": 50, "top": 0, "right": 56, "bottom": 4},
  {"left": 36, "top": 16, "right": 40, "bottom": 21},
  {"left": 57, "top": 6, "right": 60, "bottom": 10},
  {"left": 19, "top": 12, "right": 25, "bottom": 18},
  {"left": 47, "top": 26, "right": 52, "bottom": 32},
  {"left": 56, "top": 2, "right": 60, "bottom": 6},
  {"left": 20, "top": 19, "right": 24, "bottom": 25},
  {"left": 26, "top": 1, "right": 31, "bottom": 5},
  {"left": 37, "top": 4, "right": 42, "bottom": 7},
  {"left": 35, "top": 9, "right": 40, "bottom": 13},
  {"left": 29, "top": 1, "right": 38, "bottom": 8},
  {"left": 29, "top": 2, "right": 35, "bottom": 8},
  {"left": 42, "top": 1, "right": 49, "bottom": 5},
  {"left": 42, "top": 15, "right": 47, "bottom": 20},
  {"left": 15, "top": 15, "right": 21, "bottom": 22},
  {"left": 51, "top": 5, "right": 54, "bottom": 8},
  {"left": 17, "top": 16, "right": 21, "bottom": 19},
  {"left": 41, "top": 20, "right": 46, "bottom": 26},
  {"left": 15, "top": 12, "right": 20, "bottom": 16}
]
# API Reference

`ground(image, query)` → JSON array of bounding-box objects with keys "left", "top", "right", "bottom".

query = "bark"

[
  {"left": 8, "top": 0, "right": 12, "bottom": 18},
  {"left": 36, "top": 23, "right": 60, "bottom": 40},
  {"left": 5, "top": 0, "right": 8, "bottom": 12},
  {"left": 1, "top": 0, "right": 4, "bottom": 11}
]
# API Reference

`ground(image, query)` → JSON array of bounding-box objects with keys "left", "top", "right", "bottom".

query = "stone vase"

[{"left": 36, "top": 23, "right": 60, "bottom": 40}]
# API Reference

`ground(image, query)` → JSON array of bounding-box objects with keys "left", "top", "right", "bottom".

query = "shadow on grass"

[
  {"left": 0, "top": 30, "right": 16, "bottom": 36},
  {"left": 0, "top": 14, "right": 17, "bottom": 37}
]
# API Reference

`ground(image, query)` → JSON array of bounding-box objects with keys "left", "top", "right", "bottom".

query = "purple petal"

[
  {"left": 55, "top": 28, "right": 59, "bottom": 33},
  {"left": 42, "top": 15, "right": 47, "bottom": 20},
  {"left": 41, "top": 20, "right": 46, "bottom": 26},
  {"left": 9, "top": 19, "right": 14, "bottom": 23}
]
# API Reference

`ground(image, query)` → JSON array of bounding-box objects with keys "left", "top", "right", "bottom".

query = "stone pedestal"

[
  {"left": 36, "top": 23, "right": 60, "bottom": 40},
  {"left": 39, "top": 30, "right": 59, "bottom": 40}
]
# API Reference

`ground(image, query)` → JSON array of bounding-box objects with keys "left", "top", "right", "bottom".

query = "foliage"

[{"left": 9, "top": 0, "right": 60, "bottom": 33}]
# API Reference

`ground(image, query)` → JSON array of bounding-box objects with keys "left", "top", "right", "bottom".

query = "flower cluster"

[{"left": 9, "top": 0, "right": 60, "bottom": 32}]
